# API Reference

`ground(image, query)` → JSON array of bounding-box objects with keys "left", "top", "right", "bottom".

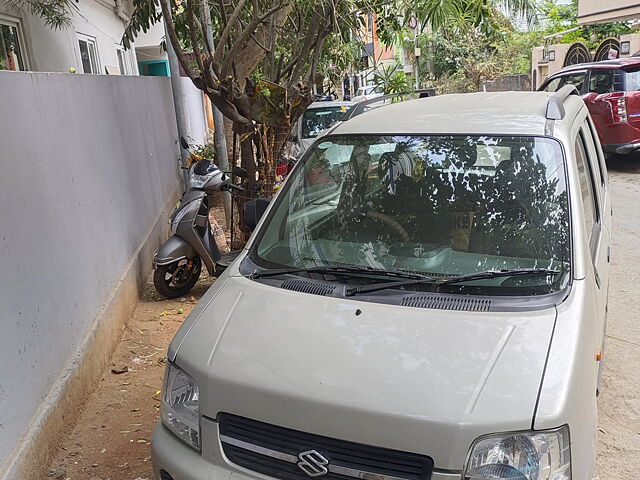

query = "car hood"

[{"left": 175, "top": 275, "right": 556, "bottom": 470}]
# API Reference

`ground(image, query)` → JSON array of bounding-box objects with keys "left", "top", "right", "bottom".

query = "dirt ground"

[
  {"left": 594, "top": 156, "right": 640, "bottom": 478},
  {"left": 47, "top": 162, "right": 640, "bottom": 480},
  {"left": 46, "top": 277, "right": 215, "bottom": 480}
]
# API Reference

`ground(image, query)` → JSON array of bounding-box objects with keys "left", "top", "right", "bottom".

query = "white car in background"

[
  {"left": 351, "top": 84, "right": 383, "bottom": 102},
  {"left": 286, "top": 101, "right": 354, "bottom": 158}
]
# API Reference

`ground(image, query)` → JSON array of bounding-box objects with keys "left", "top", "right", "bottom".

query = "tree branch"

[
  {"left": 287, "top": 7, "right": 322, "bottom": 84},
  {"left": 159, "top": 0, "right": 197, "bottom": 81},
  {"left": 250, "top": 32, "right": 272, "bottom": 53},
  {"left": 213, "top": 0, "right": 249, "bottom": 64},
  {"left": 220, "top": 1, "right": 288, "bottom": 78},
  {"left": 186, "top": 0, "right": 208, "bottom": 83}
]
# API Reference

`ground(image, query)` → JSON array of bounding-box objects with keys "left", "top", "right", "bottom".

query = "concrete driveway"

[{"left": 596, "top": 156, "right": 640, "bottom": 478}]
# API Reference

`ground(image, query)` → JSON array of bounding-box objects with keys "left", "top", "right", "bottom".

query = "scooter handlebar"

[{"left": 222, "top": 183, "right": 244, "bottom": 192}]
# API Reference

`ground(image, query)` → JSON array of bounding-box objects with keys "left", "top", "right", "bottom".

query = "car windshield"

[
  {"left": 251, "top": 135, "right": 570, "bottom": 295},
  {"left": 302, "top": 107, "right": 350, "bottom": 139}
]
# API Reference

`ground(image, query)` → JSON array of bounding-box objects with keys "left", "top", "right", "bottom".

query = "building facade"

[
  {"left": 578, "top": 0, "right": 640, "bottom": 24},
  {"left": 0, "top": 0, "right": 138, "bottom": 74},
  {"left": 344, "top": 13, "right": 414, "bottom": 99}
]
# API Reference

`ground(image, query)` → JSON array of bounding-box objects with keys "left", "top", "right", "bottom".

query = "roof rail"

[
  {"left": 546, "top": 85, "right": 579, "bottom": 120},
  {"left": 343, "top": 93, "right": 408, "bottom": 120}
]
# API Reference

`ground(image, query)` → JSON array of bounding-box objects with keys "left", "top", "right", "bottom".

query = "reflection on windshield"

[
  {"left": 253, "top": 135, "right": 570, "bottom": 294},
  {"left": 302, "top": 107, "right": 348, "bottom": 138}
]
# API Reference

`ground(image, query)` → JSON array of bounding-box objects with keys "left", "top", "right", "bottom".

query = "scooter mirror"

[
  {"left": 180, "top": 136, "right": 189, "bottom": 150},
  {"left": 243, "top": 198, "right": 270, "bottom": 231},
  {"left": 232, "top": 166, "right": 249, "bottom": 179}
]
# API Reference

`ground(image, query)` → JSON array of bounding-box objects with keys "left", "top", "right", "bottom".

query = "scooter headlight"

[
  {"left": 462, "top": 426, "right": 571, "bottom": 480},
  {"left": 189, "top": 170, "right": 210, "bottom": 189},
  {"left": 161, "top": 362, "right": 201, "bottom": 451}
]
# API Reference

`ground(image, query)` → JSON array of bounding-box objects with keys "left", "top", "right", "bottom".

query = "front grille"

[{"left": 218, "top": 413, "right": 433, "bottom": 480}]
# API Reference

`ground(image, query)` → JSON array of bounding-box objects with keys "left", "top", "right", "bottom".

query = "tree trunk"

[{"left": 230, "top": 124, "right": 257, "bottom": 249}]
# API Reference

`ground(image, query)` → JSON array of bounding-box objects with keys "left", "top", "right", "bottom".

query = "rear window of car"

[
  {"left": 588, "top": 70, "right": 614, "bottom": 94},
  {"left": 624, "top": 68, "right": 640, "bottom": 91}
]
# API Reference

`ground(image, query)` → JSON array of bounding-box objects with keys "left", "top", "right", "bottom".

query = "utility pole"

[
  {"left": 414, "top": 28, "right": 420, "bottom": 89},
  {"left": 163, "top": 0, "right": 190, "bottom": 189},
  {"left": 410, "top": 16, "right": 420, "bottom": 90},
  {"left": 200, "top": 2, "right": 232, "bottom": 227}
]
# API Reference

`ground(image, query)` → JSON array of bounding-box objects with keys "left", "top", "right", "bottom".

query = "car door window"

[
  {"left": 575, "top": 133, "right": 600, "bottom": 237},
  {"left": 588, "top": 70, "right": 614, "bottom": 94},
  {"left": 580, "top": 125, "right": 603, "bottom": 190},
  {"left": 541, "top": 77, "right": 562, "bottom": 92},
  {"left": 560, "top": 72, "right": 587, "bottom": 93},
  {"left": 585, "top": 116, "right": 607, "bottom": 189}
]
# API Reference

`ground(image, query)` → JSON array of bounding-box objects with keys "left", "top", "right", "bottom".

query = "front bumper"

[{"left": 151, "top": 421, "right": 460, "bottom": 480}]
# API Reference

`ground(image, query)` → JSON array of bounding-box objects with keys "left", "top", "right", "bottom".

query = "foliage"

[
  {"left": 418, "top": 0, "right": 633, "bottom": 94},
  {"left": 192, "top": 140, "right": 216, "bottom": 160},
  {"left": 123, "top": 0, "right": 162, "bottom": 49},
  {"left": 417, "top": 8, "right": 526, "bottom": 89},
  {"left": 539, "top": 0, "right": 632, "bottom": 49},
  {"left": 373, "top": 63, "right": 412, "bottom": 94},
  {"left": 1, "top": 0, "right": 76, "bottom": 29}
]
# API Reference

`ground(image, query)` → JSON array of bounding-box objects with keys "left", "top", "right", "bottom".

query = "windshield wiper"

[
  {"left": 344, "top": 268, "right": 560, "bottom": 297},
  {"left": 250, "top": 264, "right": 432, "bottom": 280}
]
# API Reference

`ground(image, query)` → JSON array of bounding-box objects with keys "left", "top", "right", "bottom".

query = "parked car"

[
  {"left": 539, "top": 57, "right": 640, "bottom": 155},
  {"left": 152, "top": 87, "right": 611, "bottom": 480},
  {"left": 351, "top": 84, "right": 383, "bottom": 102},
  {"left": 286, "top": 101, "right": 354, "bottom": 159}
]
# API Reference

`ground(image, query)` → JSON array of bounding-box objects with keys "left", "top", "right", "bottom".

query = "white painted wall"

[
  {"left": 135, "top": 16, "right": 165, "bottom": 49},
  {"left": 0, "top": 71, "right": 180, "bottom": 472},
  {"left": 0, "top": 0, "right": 137, "bottom": 74},
  {"left": 134, "top": 20, "right": 211, "bottom": 146}
]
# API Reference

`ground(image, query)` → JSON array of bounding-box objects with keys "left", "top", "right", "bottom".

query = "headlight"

[
  {"left": 161, "top": 362, "right": 201, "bottom": 451},
  {"left": 189, "top": 169, "right": 209, "bottom": 189},
  {"left": 462, "top": 426, "right": 571, "bottom": 480}
]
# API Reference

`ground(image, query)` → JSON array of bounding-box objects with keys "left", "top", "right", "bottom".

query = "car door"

[
  {"left": 574, "top": 118, "right": 610, "bottom": 368},
  {"left": 582, "top": 69, "right": 620, "bottom": 145}
]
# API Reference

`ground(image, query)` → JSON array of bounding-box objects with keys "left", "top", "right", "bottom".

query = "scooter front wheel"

[{"left": 153, "top": 256, "right": 202, "bottom": 299}]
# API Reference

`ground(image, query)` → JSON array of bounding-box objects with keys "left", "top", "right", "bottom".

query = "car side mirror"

[{"left": 243, "top": 198, "right": 271, "bottom": 231}]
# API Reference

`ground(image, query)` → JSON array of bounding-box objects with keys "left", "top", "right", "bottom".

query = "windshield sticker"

[{"left": 317, "top": 141, "right": 333, "bottom": 150}]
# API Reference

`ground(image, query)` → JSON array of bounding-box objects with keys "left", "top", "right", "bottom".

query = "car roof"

[
  {"left": 555, "top": 56, "right": 640, "bottom": 73},
  {"left": 307, "top": 101, "right": 354, "bottom": 109},
  {"left": 331, "top": 91, "right": 584, "bottom": 137}
]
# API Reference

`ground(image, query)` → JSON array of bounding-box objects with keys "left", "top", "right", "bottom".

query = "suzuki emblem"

[{"left": 297, "top": 450, "right": 329, "bottom": 477}]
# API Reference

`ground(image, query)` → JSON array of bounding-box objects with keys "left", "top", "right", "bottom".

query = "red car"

[{"left": 539, "top": 57, "right": 640, "bottom": 155}]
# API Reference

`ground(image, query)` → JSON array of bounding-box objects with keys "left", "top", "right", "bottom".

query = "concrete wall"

[
  {"left": 0, "top": 71, "right": 180, "bottom": 478},
  {"left": 0, "top": 0, "right": 137, "bottom": 74},
  {"left": 480, "top": 74, "right": 532, "bottom": 92}
]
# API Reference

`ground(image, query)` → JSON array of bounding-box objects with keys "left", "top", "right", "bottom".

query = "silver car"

[
  {"left": 287, "top": 101, "right": 354, "bottom": 158},
  {"left": 152, "top": 86, "right": 610, "bottom": 480}
]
